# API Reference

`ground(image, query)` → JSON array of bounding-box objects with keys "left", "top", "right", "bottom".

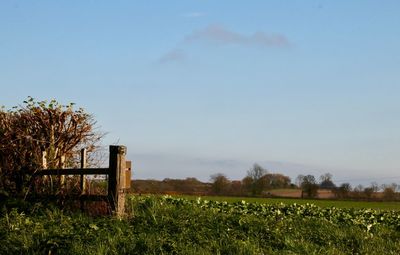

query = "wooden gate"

[{"left": 33, "top": 145, "right": 131, "bottom": 216}]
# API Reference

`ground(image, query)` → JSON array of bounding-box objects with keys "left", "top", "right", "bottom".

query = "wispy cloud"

[
  {"left": 184, "top": 24, "right": 290, "bottom": 48},
  {"left": 157, "top": 24, "right": 290, "bottom": 64},
  {"left": 158, "top": 49, "right": 185, "bottom": 64},
  {"left": 182, "top": 12, "right": 207, "bottom": 18}
]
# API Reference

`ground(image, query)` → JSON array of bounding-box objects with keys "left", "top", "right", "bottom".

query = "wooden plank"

[
  {"left": 33, "top": 168, "right": 109, "bottom": 176},
  {"left": 29, "top": 194, "right": 108, "bottom": 201}
]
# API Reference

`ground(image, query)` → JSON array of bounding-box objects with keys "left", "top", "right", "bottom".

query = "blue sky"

[{"left": 1, "top": 1, "right": 400, "bottom": 185}]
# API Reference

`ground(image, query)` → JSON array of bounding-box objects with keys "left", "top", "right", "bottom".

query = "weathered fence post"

[
  {"left": 80, "top": 148, "right": 87, "bottom": 211},
  {"left": 108, "top": 145, "right": 127, "bottom": 216},
  {"left": 80, "top": 149, "right": 87, "bottom": 192}
]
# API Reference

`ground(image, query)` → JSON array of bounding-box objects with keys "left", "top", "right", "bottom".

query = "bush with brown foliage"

[{"left": 0, "top": 97, "right": 104, "bottom": 197}]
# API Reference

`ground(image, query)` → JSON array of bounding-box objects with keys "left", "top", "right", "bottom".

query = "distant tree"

[
  {"left": 382, "top": 183, "right": 398, "bottom": 200},
  {"left": 319, "top": 173, "right": 336, "bottom": 189},
  {"left": 247, "top": 163, "right": 267, "bottom": 181},
  {"left": 353, "top": 184, "right": 364, "bottom": 198},
  {"left": 256, "top": 175, "right": 271, "bottom": 193},
  {"left": 334, "top": 183, "right": 352, "bottom": 199},
  {"left": 295, "top": 174, "right": 305, "bottom": 188},
  {"left": 363, "top": 187, "right": 374, "bottom": 199},
  {"left": 242, "top": 176, "right": 253, "bottom": 194},
  {"left": 297, "top": 174, "right": 319, "bottom": 198},
  {"left": 257, "top": 173, "right": 291, "bottom": 190},
  {"left": 363, "top": 182, "right": 379, "bottom": 200},
  {"left": 319, "top": 173, "right": 332, "bottom": 183},
  {"left": 354, "top": 184, "right": 364, "bottom": 192},
  {"left": 370, "top": 182, "right": 379, "bottom": 193},
  {"left": 341, "top": 183, "right": 352, "bottom": 196},
  {"left": 182, "top": 178, "right": 202, "bottom": 193},
  {"left": 268, "top": 173, "right": 291, "bottom": 189},
  {"left": 245, "top": 164, "right": 268, "bottom": 195},
  {"left": 210, "top": 173, "right": 230, "bottom": 195},
  {"left": 230, "top": 180, "right": 243, "bottom": 196}
]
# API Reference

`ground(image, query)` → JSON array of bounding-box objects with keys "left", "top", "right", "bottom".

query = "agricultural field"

[
  {"left": 2, "top": 195, "right": 400, "bottom": 254},
  {"left": 178, "top": 194, "right": 400, "bottom": 211}
]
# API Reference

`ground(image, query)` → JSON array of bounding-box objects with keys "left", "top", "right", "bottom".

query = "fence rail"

[
  {"left": 33, "top": 168, "right": 110, "bottom": 176},
  {"left": 32, "top": 145, "right": 131, "bottom": 216},
  {"left": 32, "top": 194, "right": 109, "bottom": 202}
]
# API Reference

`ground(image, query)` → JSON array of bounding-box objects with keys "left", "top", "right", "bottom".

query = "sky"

[{"left": 1, "top": 1, "right": 400, "bottom": 186}]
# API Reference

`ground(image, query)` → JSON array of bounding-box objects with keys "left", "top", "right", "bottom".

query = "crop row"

[{"left": 129, "top": 195, "right": 400, "bottom": 232}]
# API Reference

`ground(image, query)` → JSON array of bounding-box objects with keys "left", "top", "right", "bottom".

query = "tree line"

[
  {"left": 130, "top": 163, "right": 400, "bottom": 201},
  {"left": 209, "top": 165, "right": 400, "bottom": 200},
  {"left": 210, "top": 163, "right": 292, "bottom": 196}
]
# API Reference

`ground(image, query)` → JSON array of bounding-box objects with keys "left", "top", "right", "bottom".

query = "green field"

[
  {"left": 176, "top": 195, "right": 400, "bottom": 210},
  {"left": 3, "top": 195, "right": 400, "bottom": 254}
]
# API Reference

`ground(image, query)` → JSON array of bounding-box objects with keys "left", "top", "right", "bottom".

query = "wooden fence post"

[
  {"left": 80, "top": 149, "right": 87, "bottom": 192},
  {"left": 80, "top": 148, "right": 87, "bottom": 211},
  {"left": 108, "top": 145, "right": 127, "bottom": 216}
]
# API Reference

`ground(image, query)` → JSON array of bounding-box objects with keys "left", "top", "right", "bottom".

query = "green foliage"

[
  {"left": 180, "top": 194, "right": 400, "bottom": 210},
  {"left": 2, "top": 196, "right": 400, "bottom": 254}
]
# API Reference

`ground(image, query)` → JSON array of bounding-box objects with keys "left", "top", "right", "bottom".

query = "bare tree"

[
  {"left": 295, "top": 174, "right": 305, "bottom": 188},
  {"left": 370, "top": 182, "right": 379, "bottom": 193},
  {"left": 319, "top": 173, "right": 336, "bottom": 189},
  {"left": 319, "top": 173, "right": 333, "bottom": 183},
  {"left": 247, "top": 163, "right": 267, "bottom": 181},
  {"left": 245, "top": 164, "right": 268, "bottom": 195}
]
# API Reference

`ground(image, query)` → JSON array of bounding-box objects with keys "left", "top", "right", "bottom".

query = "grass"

[
  {"left": 176, "top": 194, "right": 400, "bottom": 210},
  {"left": 2, "top": 195, "right": 400, "bottom": 254}
]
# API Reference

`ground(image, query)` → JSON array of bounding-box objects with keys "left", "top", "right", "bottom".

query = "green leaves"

[
  {"left": 131, "top": 195, "right": 400, "bottom": 233},
  {"left": 89, "top": 224, "right": 99, "bottom": 230}
]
